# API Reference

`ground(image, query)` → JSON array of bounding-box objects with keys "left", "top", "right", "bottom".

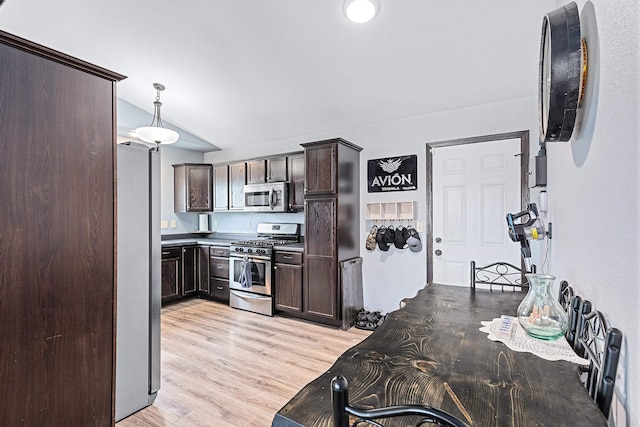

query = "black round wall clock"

[{"left": 538, "top": 2, "right": 584, "bottom": 143}]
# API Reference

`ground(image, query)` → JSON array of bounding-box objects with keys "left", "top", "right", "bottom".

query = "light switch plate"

[
  {"left": 160, "top": 220, "right": 169, "bottom": 229},
  {"left": 170, "top": 220, "right": 177, "bottom": 228},
  {"left": 416, "top": 221, "right": 424, "bottom": 232}
]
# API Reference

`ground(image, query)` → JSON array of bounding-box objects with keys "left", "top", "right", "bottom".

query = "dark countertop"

[
  {"left": 161, "top": 233, "right": 305, "bottom": 252},
  {"left": 274, "top": 242, "right": 304, "bottom": 252},
  {"left": 161, "top": 238, "right": 236, "bottom": 247},
  {"left": 161, "top": 232, "right": 253, "bottom": 247},
  {"left": 272, "top": 283, "right": 608, "bottom": 427}
]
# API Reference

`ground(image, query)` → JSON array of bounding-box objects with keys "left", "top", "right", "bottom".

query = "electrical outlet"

[
  {"left": 416, "top": 221, "right": 424, "bottom": 232},
  {"left": 246, "top": 220, "right": 252, "bottom": 229},
  {"left": 160, "top": 220, "right": 169, "bottom": 229},
  {"left": 170, "top": 220, "right": 177, "bottom": 228},
  {"left": 213, "top": 219, "right": 218, "bottom": 228}
]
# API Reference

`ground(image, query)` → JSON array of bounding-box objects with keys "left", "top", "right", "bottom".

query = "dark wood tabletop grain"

[{"left": 272, "top": 284, "right": 608, "bottom": 427}]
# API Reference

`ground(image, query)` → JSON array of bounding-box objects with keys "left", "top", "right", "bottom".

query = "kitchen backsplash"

[{"left": 161, "top": 211, "right": 305, "bottom": 236}]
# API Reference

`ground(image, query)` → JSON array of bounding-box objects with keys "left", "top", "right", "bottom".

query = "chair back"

[
  {"left": 331, "top": 376, "right": 470, "bottom": 427},
  {"left": 576, "top": 308, "right": 623, "bottom": 419},
  {"left": 557, "top": 281, "right": 582, "bottom": 348},
  {"left": 573, "top": 300, "right": 592, "bottom": 358},
  {"left": 565, "top": 295, "right": 582, "bottom": 348},
  {"left": 557, "top": 280, "right": 574, "bottom": 310},
  {"left": 470, "top": 261, "right": 535, "bottom": 291}
]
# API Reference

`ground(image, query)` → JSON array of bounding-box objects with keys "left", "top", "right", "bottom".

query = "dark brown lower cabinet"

[
  {"left": 304, "top": 256, "right": 337, "bottom": 319},
  {"left": 161, "top": 247, "right": 181, "bottom": 303},
  {"left": 274, "top": 251, "right": 304, "bottom": 313},
  {"left": 304, "top": 198, "right": 339, "bottom": 322},
  {"left": 164, "top": 243, "right": 231, "bottom": 305},
  {"left": 182, "top": 246, "right": 198, "bottom": 296},
  {"left": 198, "top": 245, "right": 230, "bottom": 303},
  {"left": 208, "top": 247, "right": 230, "bottom": 303}
]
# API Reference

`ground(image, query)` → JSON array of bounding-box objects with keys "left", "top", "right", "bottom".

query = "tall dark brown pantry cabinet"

[
  {"left": 302, "top": 138, "right": 362, "bottom": 328},
  {"left": 0, "top": 31, "right": 125, "bottom": 426}
]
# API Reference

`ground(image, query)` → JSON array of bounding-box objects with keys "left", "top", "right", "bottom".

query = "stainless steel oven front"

[{"left": 228, "top": 253, "right": 274, "bottom": 316}]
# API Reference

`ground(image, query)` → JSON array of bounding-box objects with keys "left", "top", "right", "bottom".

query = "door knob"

[
  {"left": 435, "top": 249, "right": 443, "bottom": 256},
  {"left": 435, "top": 237, "right": 442, "bottom": 243}
]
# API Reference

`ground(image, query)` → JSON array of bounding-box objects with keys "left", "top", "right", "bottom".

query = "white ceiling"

[{"left": 0, "top": 0, "right": 558, "bottom": 152}]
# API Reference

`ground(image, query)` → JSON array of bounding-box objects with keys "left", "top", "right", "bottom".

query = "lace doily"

[{"left": 480, "top": 317, "right": 589, "bottom": 365}]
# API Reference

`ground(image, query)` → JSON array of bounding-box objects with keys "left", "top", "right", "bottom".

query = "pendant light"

[
  {"left": 344, "top": 0, "right": 379, "bottom": 24},
  {"left": 136, "top": 83, "right": 179, "bottom": 144}
]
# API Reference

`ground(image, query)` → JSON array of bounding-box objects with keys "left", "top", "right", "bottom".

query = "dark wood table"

[{"left": 272, "top": 284, "right": 608, "bottom": 427}]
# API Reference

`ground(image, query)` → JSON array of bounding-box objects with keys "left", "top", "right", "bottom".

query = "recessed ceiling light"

[{"left": 344, "top": 0, "right": 379, "bottom": 24}]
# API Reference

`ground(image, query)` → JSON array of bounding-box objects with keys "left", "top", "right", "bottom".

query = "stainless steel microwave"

[{"left": 244, "top": 182, "right": 289, "bottom": 212}]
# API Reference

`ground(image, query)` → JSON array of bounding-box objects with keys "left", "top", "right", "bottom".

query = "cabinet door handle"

[
  {"left": 283, "top": 255, "right": 293, "bottom": 259},
  {"left": 162, "top": 251, "right": 171, "bottom": 255},
  {"left": 217, "top": 266, "right": 224, "bottom": 269},
  {"left": 216, "top": 286, "right": 224, "bottom": 290}
]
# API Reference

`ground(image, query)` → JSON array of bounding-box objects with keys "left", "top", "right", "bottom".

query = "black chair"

[
  {"left": 557, "top": 280, "right": 574, "bottom": 310},
  {"left": 557, "top": 281, "right": 582, "bottom": 348},
  {"left": 573, "top": 299, "right": 593, "bottom": 358},
  {"left": 331, "top": 376, "right": 471, "bottom": 427},
  {"left": 576, "top": 306, "right": 623, "bottom": 419},
  {"left": 470, "top": 261, "right": 535, "bottom": 291},
  {"left": 565, "top": 294, "right": 583, "bottom": 348}
]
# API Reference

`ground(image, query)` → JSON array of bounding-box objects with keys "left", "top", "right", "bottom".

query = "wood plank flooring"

[{"left": 116, "top": 298, "right": 371, "bottom": 427}]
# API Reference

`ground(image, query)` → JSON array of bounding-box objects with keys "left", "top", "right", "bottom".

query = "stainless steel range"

[{"left": 229, "top": 223, "right": 300, "bottom": 316}]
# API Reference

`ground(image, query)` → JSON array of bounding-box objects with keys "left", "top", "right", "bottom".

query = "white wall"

[{"left": 546, "top": 1, "right": 639, "bottom": 425}]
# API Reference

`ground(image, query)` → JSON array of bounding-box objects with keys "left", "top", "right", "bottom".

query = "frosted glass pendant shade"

[
  {"left": 344, "top": 0, "right": 378, "bottom": 23},
  {"left": 136, "top": 126, "right": 179, "bottom": 144},
  {"left": 135, "top": 83, "right": 179, "bottom": 144}
]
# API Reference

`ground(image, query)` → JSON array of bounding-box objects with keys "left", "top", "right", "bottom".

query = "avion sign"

[{"left": 367, "top": 155, "right": 417, "bottom": 192}]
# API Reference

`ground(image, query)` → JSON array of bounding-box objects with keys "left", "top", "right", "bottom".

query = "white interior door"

[{"left": 432, "top": 138, "right": 522, "bottom": 286}]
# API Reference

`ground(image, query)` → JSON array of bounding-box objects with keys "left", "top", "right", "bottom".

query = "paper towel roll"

[{"left": 198, "top": 214, "right": 209, "bottom": 231}]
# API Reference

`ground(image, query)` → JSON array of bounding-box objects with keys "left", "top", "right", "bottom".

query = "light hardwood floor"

[{"left": 116, "top": 298, "right": 371, "bottom": 427}]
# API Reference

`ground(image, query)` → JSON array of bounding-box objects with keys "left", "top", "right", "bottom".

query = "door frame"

[{"left": 425, "top": 130, "right": 531, "bottom": 284}]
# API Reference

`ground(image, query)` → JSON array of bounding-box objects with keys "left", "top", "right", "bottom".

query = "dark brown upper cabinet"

[
  {"left": 229, "top": 162, "right": 247, "bottom": 210},
  {"left": 173, "top": 163, "right": 213, "bottom": 212},
  {"left": 213, "top": 152, "right": 302, "bottom": 212},
  {"left": 213, "top": 165, "right": 229, "bottom": 211},
  {"left": 288, "top": 153, "right": 305, "bottom": 212},
  {"left": 246, "top": 159, "right": 266, "bottom": 184},
  {"left": 213, "top": 162, "right": 246, "bottom": 211},
  {"left": 247, "top": 156, "right": 288, "bottom": 184},
  {"left": 266, "top": 156, "right": 288, "bottom": 182},
  {"left": 304, "top": 143, "right": 337, "bottom": 196}
]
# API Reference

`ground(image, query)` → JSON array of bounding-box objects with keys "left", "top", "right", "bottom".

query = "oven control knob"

[
  {"left": 247, "top": 248, "right": 253, "bottom": 253},
  {"left": 235, "top": 247, "right": 243, "bottom": 252},
  {"left": 257, "top": 249, "right": 265, "bottom": 255}
]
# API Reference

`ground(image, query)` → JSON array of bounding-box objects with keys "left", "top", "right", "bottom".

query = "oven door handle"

[
  {"left": 230, "top": 254, "right": 270, "bottom": 262},
  {"left": 230, "top": 289, "right": 271, "bottom": 300}
]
